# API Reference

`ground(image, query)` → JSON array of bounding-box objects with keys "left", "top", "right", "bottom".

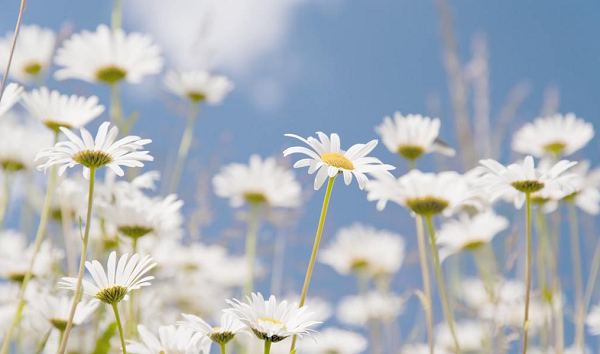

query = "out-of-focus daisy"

[
  {"left": 529, "top": 346, "right": 591, "bottom": 354},
  {"left": 587, "top": 304, "right": 600, "bottom": 335},
  {"left": 0, "top": 116, "right": 53, "bottom": 172},
  {"left": 436, "top": 211, "right": 508, "bottom": 260},
  {"left": 59, "top": 251, "right": 156, "bottom": 304},
  {"left": 165, "top": 70, "right": 234, "bottom": 104},
  {"left": 375, "top": 112, "right": 455, "bottom": 161},
  {"left": 179, "top": 312, "right": 245, "bottom": 348},
  {"left": 476, "top": 156, "right": 578, "bottom": 209},
  {"left": 54, "top": 24, "right": 163, "bottom": 85},
  {"left": 21, "top": 87, "right": 105, "bottom": 132},
  {"left": 30, "top": 294, "right": 98, "bottom": 331},
  {"left": 35, "top": 121, "right": 153, "bottom": 178},
  {"left": 512, "top": 113, "right": 594, "bottom": 157},
  {"left": 225, "top": 292, "right": 320, "bottom": 343},
  {"left": 564, "top": 160, "right": 600, "bottom": 215},
  {"left": 127, "top": 325, "right": 211, "bottom": 354},
  {"left": 337, "top": 291, "right": 404, "bottom": 327},
  {"left": 283, "top": 295, "right": 333, "bottom": 324},
  {"left": 0, "top": 83, "right": 24, "bottom": 117},
  {"left": 283, "top": 132, "right": 394, "bottom": 190},
  {"left": 435, "top": 321, "right": 490, "bottom": 353},
  {"left": 400, "top": 344, "right": 449, "bottom": 354},
  {"left": 299, "top": 328, "right": 367, "bottom": 354},
  {"left": 213, "top": 155, "right": 301, "bottom": 207},
  {"left": 319, "top": 223, "right": 405, "bottom": 278},
  {"left": 0, "top": 25, "right": 55, "bottom": 84},
  {"left": 0, "top": 230, "right": 62, "bottom": 282}
]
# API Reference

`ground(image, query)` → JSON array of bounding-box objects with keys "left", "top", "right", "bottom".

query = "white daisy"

[
  {"left": 512, "top": 113, "right": 594, "bottom": 157},
  {"left": 319, "top": 223, "right": 405, "bottom": 278},
  {"left": 299, "top": 328, "right": 367, "bottom": 354},
  {"left": 400, "top": 344, "right": 449, "bottom": 354},
  {"left": 213, "top": 154, "right": 302, "bottom": 207},
  {"left": 20, "top": 87, "right": 105, "bottom": 131},
  {"left": 127, "top": 325, "right": 211, "bottom": 354},
  {"left": 565, "top": 160, "right": 600, "bottom": 215},
  {"left": 337, "top": 291, "right": 404, "bottom": 327},
  {"left": 59, "top": 251, "right": 156, "bottom": 304},
  {"left": 283, "top": 132, "right": 395, "bottom": 190},
  {"left": 30, "top": 294, "right": 98, "bottom": 331},
  {"left": 0, "top": 230, "right": 62, "bottom": 282},
  {"left": 0, "top": 83, "right": 24, "bottom": 117},
  {"left": 225, "top": 292, "right": 320, "bottom": 343},
  {"left": 375, "top": 111, "right": 455, "bottom": 160},
  {"left": 476, "top": 155, "right": 578, "bottom": 209},
  {"left": 0, "top": 25, "right": 56, "bottom": 84},
  {"left": 436, "top": 211, "right": 508, "bottom": 260},
  {"left": 435, "top": 321, "right": 490, "bottom": 353},
  {"left": 0, "top": 116, "right": 53, "bottom": 172},
  {"left": 54, "top": 24, "right": 163, "bottom": 85},
  {"left": 179, "top": 312, "right": 245, "bottom": 346},
  {"left": 529, "top": 346, "right": 591, "bottom": 354},
  {"left": 35, "top": 121, "right": 153, "bottom": 178},
  {"left": 164, "top": 70, "right": 234, "bottom": 104},
  {"left": 587, "top": 304, "right": 600, "bottom": 335},
  {"left": 282, "top": 295, "right": 333, "bottom": 324}
]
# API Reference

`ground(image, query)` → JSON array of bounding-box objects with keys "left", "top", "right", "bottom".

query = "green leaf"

[{"left": 92, "top": 322, "right": 117, "bottom": 354}]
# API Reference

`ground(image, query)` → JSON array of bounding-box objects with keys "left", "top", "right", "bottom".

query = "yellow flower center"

[
  {"left": 397, "top": 144, "right": 425, "bottom": 160},
  {"left": 95, "top": 285, "right": 128, "bottom": 304},
  {"left": 243, "top": 191, "right": 268, "bottom": 204},
  {"left": 23, "top": 62, "right": 42, "bottom": 75},
  {"left": 50, "top": 318, "right": 69, "bottom": 331},
  {"left": 73, "top": 150, "right": 113, "bottom": 169},
  {"left": 259, "top": 317, "right": 287, "bottom": 329},
  {"left": 543, "top": 141, "right": 566, "bottom": 155},
  {"left": 463, "top": 240, "right": 485, "bottom": 250},
  {"left": 1, "top": 160, "right": 25, "bottom": 172},
  {"left": 187, "top": 91, "right": 206, "bottom": 102},
  {"left": 511, "top": 180, "right": 545, "bottom": 193},
  {"left": 96, "top": 65, "right": 127, "bottom": 84},
  {"left": 320, "top": 152, "right": 354, "bottom": 170},
  {"left": 406, "top": 197, "right": 449, "bottom": 215},
  {"left": 118, "top": 225, "right": 154, "bottom": 240},
  {"left": 45, "top": 121, "right": 72, "bottom": 134}
]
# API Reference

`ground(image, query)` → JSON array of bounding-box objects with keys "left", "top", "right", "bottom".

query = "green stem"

[
  {"left": 0, "top": 0, "right": 26, "bottom": 103},
  {"left": 415, "top": 215, "right": 434, "bottom": 354},
  {"left": 57, "top": 329, "right": 64, "bottom": 353},
  {"left": 424, "top": 214, "right": 459, "bottom": 354},
  {"left": 534, "top": 207, "right": 549, "bottom": 350},
  {"left": 289, "top": 176, "right": 336, "bottom": 353},
  {"left": 567, "top": 200, "right": 584, "bottom": 347},
  {"left": 263, "top": 340, "right": 271, "bottom": 354},
  {"left": 33, "top": 328, "right": 51, "bottom": 354},
  {"left": 583, "top": 238, "right": 600, "bottom": 316},
  {"left": 168, "top": 102, "right": 199, "bottom": 194},
  {"left": 112, "top": 303, "right": 127, "bottom": 354},
  {"left": 220, "top": 343, "right": 227, "bottom": 354},
  {"left": 110, "top": 83, "right": 123, "bottom": 128},
  {"left": 243, "top": 203, "right": 261, "bottom": 296},
  {"left": 0, "top": 171, "right": 11, "bottom": 229},
  {"left": 111, "top": 0, "right": 122, "bottom": 29},
  {"left": 522, "top": 193, "right": 532, "bottom": 354},
  {"left": 58, "top": 167, "right": 97, "bottom": 354}
]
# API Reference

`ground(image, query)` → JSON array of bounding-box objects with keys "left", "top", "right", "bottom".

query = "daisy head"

[
  {"left": 375, "top": 112, "right": 455, "bottom": 161},
  {"left": 127, "top": 325, "right": 211, "bottom": 354},
  {"left": 179, "top": 312, "right": 245, "bottom": 346},
  {"left": 298, "top": 327, "right": 367, "bottom": 354},
  {"left": 476, "top": 156, "right": 578, "bottom": 209},
  {"left": 0, "top": 117, "right": 53, "bottom": 173},
  {"left": 337, "top": 291, "right": 404, "bottom": 327},
  {"left": 562, "top": 160, "right": 600, "bottom": 215},
  {"left": 164, "top": 70, "right": 234, "bottom": 104},
  {"left": 54, "top": 24, "right": 163, "bottom": 85},
  {"left": 512, "top": 113, "right": 594, "bottom": 157},
  {"left": 225, "top": 292, "right": 320, "bottom": 343},
  {"left": 0, "top": 83, "right": 24, "bottom": 118},
  {"left": 35, "top": 121, "right": 153, "bottom": 179},
  {"left": 30, "top": 294, "right": 98, "bottom": 331},
  {"left": 587, "top": 304, "right": 600, "bottom": 336},
  {"left": 212, "top": 154, "right": 301, "bottom": 208},
  {"left": 21, "top": 87, "right": 105, "bottom": 132},
  {"left": 0, "top": 25, "right": 56, "bottom": 83},
  {"left": 283, "top": 132, "right": 395, "bottom": 190},
  {"left": 59, "top": 251, "right": 156, "bottom": 305}
]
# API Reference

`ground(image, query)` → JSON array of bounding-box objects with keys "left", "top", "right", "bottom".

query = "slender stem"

[
  {"left": 415, "top": 215, "right": 434, "bottom": 354},
  {"left": 289, "top": 176, "right": 336, "bottom": 353},
  {"left": 583, "top": 238, "right": 600, "bottom": 315},
  {"left": 0, "top": 0, "right": 27, "bottom": 103},
  {"left": 58, "top": 167, "right": 97, "bottom": 354},
  {"left": 220, "top": 343, "right": 227, "bottom": 354},
  {"left": 522, "top": 193, "right": 532, "bottom": 354},
  {"left": 263, "top": 340, "right": 271, "bottom": 354},
  {"left": 0, "top": 172, "right": 11, "bottom": 229},
  {"left": 567, "top": 200, "right": 584, "bottom": 347},
  {"left": 534, "top": 207, "right": 548, "bottom": 350},
  {"left": 424, "top": 214, "right": 459, "bottom": 353},
  {"left": 33, "top": 328, "right": 51, "bottom": 354},
  {"left": 57, "top": 329, "right": 64, "bottom": 353},
  {"left": 60, "top": 202, "right": 77, "bottom": 276},
  {"left": 112, "top": 303, "right": 127, "bottom": 354},
  {"left": 243, "top": 203, "right": 261, "bottom": 296},
  {"left": 110, "top": 83, "right": 123, "bottom": 128},
  {"left": 111, "top": 0, "right": 122, "bottom": 29},
  {"left": 169, "top": 102, "right": 200, "bottom": 194}
]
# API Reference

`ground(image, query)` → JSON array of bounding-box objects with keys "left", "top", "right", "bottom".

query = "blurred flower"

[
  {"left": 59, "top": 251, "right": 156, "bottom": 304},
  {"left": 529, "top": 346, "right": 591, "bottom": 354},
  {"left": 0, "top": 83, "right": 24, "bottom": 117},
  {"left": 127, "top": 325, "right": 211, "bottom": 354},
  {"left": 35, "top": 121, "right": 153, "bottom": 178},
  {"left": 226, "top": 292, "right": 320, "bottom": 343},
  {"left": 337, "top": 291, "right": 404, "bottom": 327},
  {"left": 400, "top": 344, "right": 448, "bottom": 354},
  {"left": 165, "top": 69, "right": 234, "bottom": 104},
  {"left": 213, "top": 154, "right": 301, "bottom": 208},
  {"left": 30, "top": 294, "right": 98, "bottom": 330},
  {"left": 0, "top": 230, "right": 63, "bottom": 282},
  {"left": 564, "top": 160, "right": 600, "bottom": 215},
  {"left": 512, "top": 113, "right": 593, "bottom": 157},
  {"left": 0, "top": 116, "right": 53, "bottom": 172},
  {"left": 587, "top": 303, "right": 600, "bottom": 335},
  {"left": 0, "top": 25, "right": 55, "bottom": 84},
  {"left": 299, "top": 327, "right": 367, "bottom": 354},
  {"left": 375, "top": 112, "right": 455, "bottom": 160},
  {"left": 54, "top": 24, "right": 163, "bottom": 85},
  {"left": 179, "top": 312, "right": 245, "bottom": 347},
  {"left": 319, "top": 223, "right": 405, "bottom": 278},
  {"left": 283, "top": 295, "right": 333, "bottom": 324},
  {"left": 21, "top": 87, "right": 105, "bottom": 132},
  {"left": 435, "top": 321, "right": 490, "bottom": 353},
  {"left": 284, "top": 132, "right": 394, "bottom": 190}
]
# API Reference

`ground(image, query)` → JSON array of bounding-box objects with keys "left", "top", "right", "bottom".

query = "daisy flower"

[
  {"left": 435, "top": 321, "right": 490, "bottom": 353},
  {"left": 564, "top": 160, "right": 600, "bottom": 215},
  {"left": 337, "top": 291, "right": 404, "bottom": 327},
  {"left": 476, "top": 155, "right": 578, "bottom": 209},
  {"left": 30, "top": 294, "right": 98, "bottom": 331},
  {"left": 436, "top": 211, "right": 508, "bottom": 260},
  {"left": 0, "top": 83, "right": 24, "bottom": 117},
  {"left": 0, "top": 230, "right": 62, "bottom": 282},
  {"left": 179, "top": 312, "right": 245, "bottom": 347},
  {"left": 225, "top": 292, "right": 320, "bottom": 343},
  {"left": 400, "top": 344, "right": 449, "bottom": 354},
  {"left": 0, "top": 25, "right": 56, "bottom": 84},
  {"left": 35, "top": 121, "right": 153, "bottom": 178},
  {"left": 0, "top": 117, "right": 53, "bottom": 172},
  {"left": 319, "top": 223, "right": 405, "bottom": 278},
  {"left": 165, "top": 70, "right": 234, "bottom": 104},
  {"left": 127, "top": 325, "right": 211, "bottom": 354},
  {"left": 299, "top": 328, "right": 367, "bottom": 354},
  {"left": 512, "top": 113, "right": 594, "bottom": 157},
  {"left": 54, "top": 24, "right": 163, "bottom": 85},
  {"left": 375, "top": 112, "right": 455, "bottom": 161},
  {"left": 213, "top": 154, "right": 301, "bottom": 207},
  {"left": 59, "top": 251, "right": 156, "bottom": 305},
  {"left": 587, "top": 304, "right": 600, "bottom": 336},
  {"left": 283, "top": 132, "right": 394, "bottom": 190},
  {"left": 21, "top": 87, "right": 105, "bottom": 132}
]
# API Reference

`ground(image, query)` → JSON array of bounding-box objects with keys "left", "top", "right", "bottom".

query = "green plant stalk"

[
  {"left": 415, "top": 215, "right": 435, "bottom": 354},
  {"left": 168, "top": 102, "right": 200, "bottom": 194},
  {"left": 243, "top": 202, "right": 261, "bottom": 296},
  {"left": 58, "top": 167, "right": 97, "bottom": 354},
  {"left": 0, "top": 0, "right": 27, "bottom": 103},
  {"left": 264, "top": 340, "right": 271, "bottom": 354},
  {"left": 424, "top": 214, "right": 460, "bottom": 353},
  {"left": 0, "top": 171, "right": 11, "bottom": 229},
  {"left": 289, "top": 176, "right": 336, "bottom": 353},
  {"left": 111, "top": 0, "right": 122, "bottom": 29},
  {"left": 534, "top": 207, "right": 549, "bottom": 350},
  {"left": 57, "top": 329, "right": 65, "bottom": 353},
  {"left": 567, "top": 200, "right": 584, "bottom": 347},
  {"left": 112, "top": 303, "right": 127, "bottom": 354},
  {"left": 521, "top": 193, "right": 532, "bottom": 354},
  {"left": 583, "top": 239, "right": 600, "bottom": 316},
  {"left": 110, "top": 83, "right": 123, "bottom": 128},
  {"left": 220, "top": 343, "right": 227, "bottom": 354}
]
